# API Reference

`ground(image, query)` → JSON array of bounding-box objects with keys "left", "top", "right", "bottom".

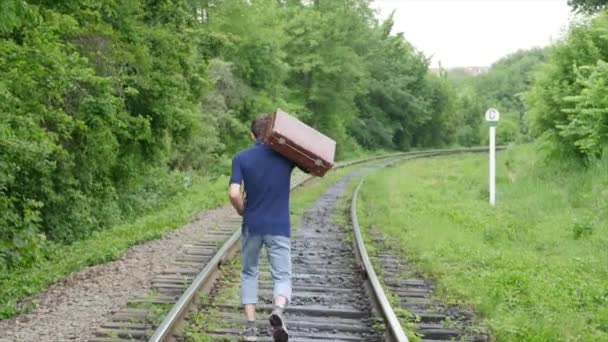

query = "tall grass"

[{"left": 358, "top": 145, "right": 608, "bottom": 341}]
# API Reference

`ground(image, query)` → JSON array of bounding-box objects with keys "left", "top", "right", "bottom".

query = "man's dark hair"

[{"left": 251, "top": 114, "right": 272, "bottom": 139}]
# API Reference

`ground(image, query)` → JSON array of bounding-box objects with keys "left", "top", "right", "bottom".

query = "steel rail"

[
  {"left": 148, "top": 228, "right": 241, "bottom": 342},
  {"left": 148, "top": 146, "right": 504, "bottom": 342},
  {"left": 351, "top": 178, "right": 409, "bottom": 342}
]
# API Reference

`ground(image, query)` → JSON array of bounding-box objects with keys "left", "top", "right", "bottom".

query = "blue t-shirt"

[{"left": 229, "top": 141, "right": 295, "bottom": 237}]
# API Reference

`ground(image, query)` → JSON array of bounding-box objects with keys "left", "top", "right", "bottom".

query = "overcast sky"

[{"left": 373, "top": 0, "right": 574, "bottom": 68}]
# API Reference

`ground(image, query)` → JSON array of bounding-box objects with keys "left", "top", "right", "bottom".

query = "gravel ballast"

[{"left": 0, "top": 206, "right": 236, "bottom": 342}]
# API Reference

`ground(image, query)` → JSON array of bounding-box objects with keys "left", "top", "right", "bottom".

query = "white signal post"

[{"left": 485, "top": 108, "right": 500, "bottom": 206}]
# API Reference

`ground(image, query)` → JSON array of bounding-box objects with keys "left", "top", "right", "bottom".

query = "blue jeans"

[{"left": 241, "top": 230, "right": 292, "bottom": 305}]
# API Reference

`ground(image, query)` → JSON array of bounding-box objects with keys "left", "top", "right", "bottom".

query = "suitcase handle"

[{"left": 272, "top": 136, "right": 329, "bottom": 170}]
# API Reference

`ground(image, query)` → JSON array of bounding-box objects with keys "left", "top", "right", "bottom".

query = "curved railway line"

[{"left": 90, "top": 148, "right": 493, "bottom": 342}]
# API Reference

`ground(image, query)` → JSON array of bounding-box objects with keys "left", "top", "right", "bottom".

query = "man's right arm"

[
  {"left": 228, "top": 155, "right": 245, "bottom": 216},
  {"left": 229, "top": 183, "right": 244, "bottom": 216}
]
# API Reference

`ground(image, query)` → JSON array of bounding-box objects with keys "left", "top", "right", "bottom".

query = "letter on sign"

[{"left": 485, "top": 108, "right": 500, "bottom": 123}]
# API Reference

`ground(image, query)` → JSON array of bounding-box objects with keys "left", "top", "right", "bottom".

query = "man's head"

[{"left": 251, "top": 114, "right": 272, "bottom": 140}]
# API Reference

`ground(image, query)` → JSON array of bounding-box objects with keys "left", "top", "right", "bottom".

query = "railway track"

[
  {"left": 90, "top": 148, "right": 492, "bottom": 342},
  {"left": 353, "top": 180, "right": 489, "bottom": 342}
]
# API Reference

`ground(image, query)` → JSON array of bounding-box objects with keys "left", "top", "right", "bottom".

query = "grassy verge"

[
  {"left": 358, "top": 145, "right": 608, "bottom": 341},
  {"left": 0, "top": 176, "right": 228, "bottom": 319}
]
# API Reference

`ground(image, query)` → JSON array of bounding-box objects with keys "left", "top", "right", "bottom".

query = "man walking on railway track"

[{"left": 229, "top": 114, "right": 305, "bottom": 342}]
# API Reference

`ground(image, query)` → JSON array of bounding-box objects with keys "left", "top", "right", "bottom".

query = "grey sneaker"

[
  {"left": 269, "top": 310, "right": 288, "bottom": 342},
  {"left": 240, "top": 326, "right": 258, "bottom": 342}
]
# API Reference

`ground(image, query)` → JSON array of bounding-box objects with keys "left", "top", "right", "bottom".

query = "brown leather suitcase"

[{"left": 264, "top": 109, "right": 336, "bottom": 177}]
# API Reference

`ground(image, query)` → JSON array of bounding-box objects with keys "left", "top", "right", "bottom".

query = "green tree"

[
  {"left": 412, "top": 74, "right": 458, "bottom": 147},
  {"left": 1, "top": 0, "right": 214, "bottom": 266},
  {"left": 446, "top": 48, "right": 546, "bottom": 145},
  {"left": 474, "top": 48, "right": 546, "bottom": 138},
  {"left": 454, "top": 89, "right": 484, "bottom": 146},
  {"left": 568, "top": 0, "right": 608, "bottom": 13},
  {"left": 282, "top": 0, "right": 373, "bottom": 153},
  {"left": 353, "top": 13, "right": 433, "bottom": 150},
  {"left": 528, "top": 12, "right": 608, "bottom": 161}
]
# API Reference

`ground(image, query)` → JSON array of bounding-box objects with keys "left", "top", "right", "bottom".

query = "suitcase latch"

[
  {"left": 314, "top": 159, "right": 323, "bottom": 167},
  {"left": 278, "top": 137, "right": 286, "bottom": 145}
]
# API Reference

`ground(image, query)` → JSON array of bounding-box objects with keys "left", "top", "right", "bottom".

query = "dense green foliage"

[
  {"left": 353, "top": 14, "right": 455, "bottom": 149},
  {"left": 569, "top": 0, "right": 608, "bottom": 13},
  {"left": 475, "top": 49, "right": 546, "bottom": 136},
  {"left": 528, "top": 12, "right": 608, "bottom": 161},
  {"left": 1, "top": 0, "right": 218, "bottom": 275},
  {"left": 359, "top": 148, "right": 608, "bottom": 341},
  {"left": 446, "top": 49, "right": 546, "bottom": 146},
  {"left": 1, "top": 1, "right": 457, "bottom": 276}
]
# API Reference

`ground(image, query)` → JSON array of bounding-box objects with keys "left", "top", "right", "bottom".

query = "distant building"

[
  {"left": 429, "top": 66, "right": 490, "bottom": 76},
  {"left": 460, "top": 66, "right": 490, "bottom": 75}
]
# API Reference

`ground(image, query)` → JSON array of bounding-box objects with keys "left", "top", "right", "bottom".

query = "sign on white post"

[{"left": 485, "top": 108, "right": 500, "bottom": 206}]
